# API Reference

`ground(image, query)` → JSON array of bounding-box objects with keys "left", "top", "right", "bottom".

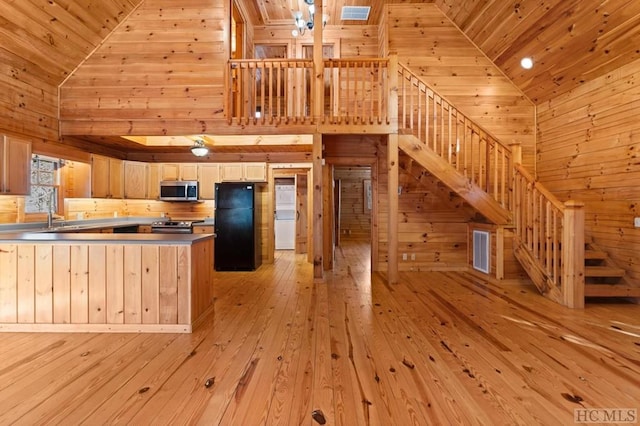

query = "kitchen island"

[{"left": 0, "top": 233, "right": 214, "bottom": 333}]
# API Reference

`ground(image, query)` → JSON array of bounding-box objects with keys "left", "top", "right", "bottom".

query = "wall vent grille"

[
  {"left": 472, "top": 230, "right": 490, "bottom": 274},
  {"left": 341, "top": 6, "right": 370, "bottom": 21}
]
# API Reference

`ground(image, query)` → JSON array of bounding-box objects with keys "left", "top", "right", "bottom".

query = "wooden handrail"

[
  {"left": 396, "top": 62, "right": 513, "bottom": 210},
  {"left": 513, "top": 163, "right": 585, "bottom": 308}
]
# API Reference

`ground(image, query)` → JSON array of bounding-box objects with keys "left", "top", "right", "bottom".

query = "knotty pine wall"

[
  {"left": 59, "top": 0, "right": 230, "bottom": 136},
  {"left": 334, "top": 166, "right": 371, "bottom": 241},
  {"left": 537, "top": 58, "right": 640, "bottom": 283},
  {"left": 384, "top": 4, "right": 536, "bottom": 170},
  {"left": 252, "top": 25, "right": 379, "bottom": 58}
]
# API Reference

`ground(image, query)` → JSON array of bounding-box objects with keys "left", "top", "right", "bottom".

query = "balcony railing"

[{"left": 227, "top": 58, "right": 389, "bottom": 126}]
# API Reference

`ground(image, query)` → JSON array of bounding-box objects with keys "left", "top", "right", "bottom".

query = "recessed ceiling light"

[{"left": 520, "top": 57, "right": 533, "bottom": 69}]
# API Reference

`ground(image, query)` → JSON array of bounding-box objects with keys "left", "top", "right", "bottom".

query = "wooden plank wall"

[
  {"left": 537, "top": 58, "right": 640, "bottom": 283},
  {"left": 0, "top": 1, "right": 142, "bottom": 143},
  {"left": 385, "top": 3, "right": 536, "bottom": 170},
  {"left": 334, "top": 166, "right": 371, "bottom": 241},
  {"left": 252, "top": 25, "right": 379, "bottom": 58},
  {"left": 64, "top": 199, "right": 214, "bottom": 221},
  {"left": 59, "top": 0, "right": 229, "bottom": 136}
]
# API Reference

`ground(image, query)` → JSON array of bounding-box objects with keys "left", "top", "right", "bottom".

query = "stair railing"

[
  {"left": 512, "top": 158, "right": 585, "bottom": 308},
  {"left": 396, "top": 62, "right": 513, "bottom": 210}
]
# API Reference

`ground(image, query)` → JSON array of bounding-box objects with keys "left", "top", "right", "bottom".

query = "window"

[{"left": 25, "top": 156, "right": 60, "bottom": 214}]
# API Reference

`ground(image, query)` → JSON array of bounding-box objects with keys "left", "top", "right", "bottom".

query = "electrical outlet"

[
  {"left": 402, "top": 253, "right": 407, "bottom": 261},
  {"left": 635, "top": 217, "right": 640, "bottom": 228},
  {"left": 411, "top": 253, "right": 416, "bottom": 260}
]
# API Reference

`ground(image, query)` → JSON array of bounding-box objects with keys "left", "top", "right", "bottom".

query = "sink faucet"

[{"left": 47, "top": 192, "right": 54, "bottom": 228}]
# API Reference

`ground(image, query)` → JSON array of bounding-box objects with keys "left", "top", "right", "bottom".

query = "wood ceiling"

[
  {"left": 247, "top": 0, "right": 640, "bottom": 103},
  {"left": 2, "top": 0, "right": 640, "bottom": 149}
]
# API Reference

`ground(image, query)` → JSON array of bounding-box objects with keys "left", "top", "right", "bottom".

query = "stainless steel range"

[{"left": 150, "top": 220, "right": 203, "bottom": 234}]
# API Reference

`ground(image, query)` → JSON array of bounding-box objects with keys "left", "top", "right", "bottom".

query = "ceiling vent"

[{"left": 340, "top": 6, "right": 370, "bottom": 21}]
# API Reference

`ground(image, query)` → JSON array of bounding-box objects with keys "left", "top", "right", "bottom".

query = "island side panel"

[
  {"left": 35, "top": 245, "right": 53, "bottom": 323},
  {"left": 190, "top": 238, "right": 214, "bottom": 323},
  {"left": 0, "top": 244, "right": 17, "bottom": 323},
  {"left": 53, "top": 245, "right": 71, "bottom": 324},
  {"left": 70, "top": 245, "right": 89, "bottom": 324},
  {"left": 177, "top": 245, "right": 191, "bottom": 325},
  {"left": 17, "top": 245, "right": 35, "bottom": 323},
  {"left": 141, "top": 245, "right": 160, "bottom": 324},
  {"left": 88, "top": 245, "right": 107, "bottom": 324},
  {"left": 106, "top": 245, "right": 125, "bottom": 324},
  {"left": 124, "top": 245, "right": 143, "bottom": 324},
  {"left": 159, "top": 246, "right": 178, "bottom": 324}
]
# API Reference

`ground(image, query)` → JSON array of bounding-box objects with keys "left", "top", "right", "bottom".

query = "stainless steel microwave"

[{"left": 159, "top": 181, "right": 199, "bottom": 201}]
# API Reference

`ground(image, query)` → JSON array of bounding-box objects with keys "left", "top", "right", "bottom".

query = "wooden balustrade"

[
  {"left": 512, "top": 164, "right": 585, "bottom": 308},
  {"left": 321, "top": 58, "right": 389, "bottom": 125},
  {"left": 227, "top": 59, "right": 315, "bottom": 125},
  {"left": 396, "top": 64, "right": 512, "bottom": 209},
  {"left": 226, "top": 58, "right": 389, "bottom": 126}
]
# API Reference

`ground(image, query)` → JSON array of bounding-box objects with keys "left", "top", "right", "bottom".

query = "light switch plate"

[{"left": 635, "top": 217, "right": 640, "bottom": 228}]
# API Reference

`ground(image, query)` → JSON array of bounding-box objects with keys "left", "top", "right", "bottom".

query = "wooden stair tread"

[
  {"left": 584, "top": 250, "right": 608, "bottom": 260},
  {"left": 585, "top": 265, "right": 625, "bottom": 277},
  {"left": 585, "top": 284, "right": 640, "bottom": 298}
]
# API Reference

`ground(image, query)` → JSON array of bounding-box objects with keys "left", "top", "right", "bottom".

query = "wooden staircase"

[{"left": 584, "top": 241, "right": 640, "bottom": 298}]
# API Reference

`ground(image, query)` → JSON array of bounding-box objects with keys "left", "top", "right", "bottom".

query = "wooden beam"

[
  {"left": 313, "top": 133, "right": 323, "bottom": 279},
  {"left": 387, "top": 134, "right": 399, "bottom": 283}
]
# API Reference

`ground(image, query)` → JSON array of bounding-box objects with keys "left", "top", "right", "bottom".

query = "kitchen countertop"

[
  {"left": 0, "top": 217, "right": 214, "bottom": 234},
  {"left": 0, "top": 232, "right": 214, "bottom": 245}
]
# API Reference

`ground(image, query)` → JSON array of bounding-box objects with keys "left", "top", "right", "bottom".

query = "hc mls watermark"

[{"left": 575, "top": 408, "right": 637, "bottom": 424}]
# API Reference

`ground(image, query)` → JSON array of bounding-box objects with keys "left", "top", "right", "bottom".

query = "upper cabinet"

[
  {"left": 197, "top": 164, "right": 219, "bottom": 199},
  {"left": 220, "top": 162, "right": 267, "bottom": 182},
  {"left": 123, "top": 161, "right": 149, "bottom": 199},
  {"left": 0, "top": 135, "right": 32, "bottom": 195},
  {"left": 62, "top": 160, "right": 91, "bottom": 198},
  {"left": 160, "top": 163, "right": 198, "bottom": 181},
  {"left": 91, "top": 154, "right": 123, "bottom": 198}
]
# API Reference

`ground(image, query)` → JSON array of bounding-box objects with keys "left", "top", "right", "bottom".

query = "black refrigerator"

[{"left": 214, "top": 182, "right": 262, "bottom": 271}]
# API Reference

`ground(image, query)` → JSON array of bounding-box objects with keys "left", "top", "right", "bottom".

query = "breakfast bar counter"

[{"left": 0, "top": 233, "right": 214, "bottom": 333}]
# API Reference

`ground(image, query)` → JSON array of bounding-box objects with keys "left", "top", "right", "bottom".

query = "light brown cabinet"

[
  {"left": 147, "top": 163, "right": 161, "bottom": 200},
  {"left": 197, "top": 164, "right": 220, "bottom": 199},
  {"left": 123, "top": 160, "right": 149, "bottom": 199},
  {"left": 160, "top": 163, "right": 198, "bottom": 181},
  {"left": 0, "top": 135, "right": 31, "bottom": 195},
  {"left": 62, "top": 161, "right": 91, "bottom": 199},
  {"left": 91, "top": 155, "right": 123, "bottom": 199},
  {"left": 219, "top": 162, "right": 267, "bottom": 182},
  {"left": 193, "top": 225, "right": 214, "bottom": 234}
]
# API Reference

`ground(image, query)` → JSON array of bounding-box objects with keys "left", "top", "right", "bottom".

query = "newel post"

[
  {"left": 509, "top": 141, "right": 522, "bottom": 165},
  {"left": 562, "top": 200, "right": 585, "bottom": 308}
]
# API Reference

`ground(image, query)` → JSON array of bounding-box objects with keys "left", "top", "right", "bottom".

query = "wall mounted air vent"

[
  {"left": 341, "top": 6, "right": 370, "bottom": 21},
  {"left": 472, "top": 230, "right": 490, "bottom": 274}
]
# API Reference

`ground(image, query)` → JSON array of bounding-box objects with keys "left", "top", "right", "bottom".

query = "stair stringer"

[{"left": 398, "top": 134, "right": 511, "bottom": 225}]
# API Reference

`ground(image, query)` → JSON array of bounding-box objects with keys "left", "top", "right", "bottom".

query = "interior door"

[{"left": 275, "top": 179, "right": 296, "bottom": 250}]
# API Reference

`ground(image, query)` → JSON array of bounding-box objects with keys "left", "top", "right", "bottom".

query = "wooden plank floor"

[{"left": 0, "top": 240, "right": 639, "bottom": 425}]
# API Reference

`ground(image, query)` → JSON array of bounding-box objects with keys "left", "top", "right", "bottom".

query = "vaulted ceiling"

[
  {"left": 245, "top": 0, "right": 640, "bottom": 103},
  {"left": 2, "top": 0, "right": 639, "bottom": 107}
]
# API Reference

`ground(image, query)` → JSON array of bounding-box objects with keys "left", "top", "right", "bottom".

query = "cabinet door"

[
  {"left": 63, "top": 161, "right": 91, "bottom": 198},
  {"left": 123, "top": 161, "right": 148, "bottom": 199},
  {"left": 244, "top": 163, "right": 267, "bottom": 182},
  {"left": 160, "top": 163, "right": 180, "bottom": 181},
  {"left": 3, "top": 136, "right": 32, "bottom": 195},
  {"left": 220, "top": 163, "right": 244, "bottom": 181},
  {"left": 180, "top": 164, "right": 198, "bottom": 181},
  {"left": 148, "top": 163, "right": 160, "bottom": 200},
  {"left": 193, "top": 225, "right": 214, "bottom": 234},
  {"left": 109, "top": 158, "right": 124, "bottom": 199},
  {"left": 197, "top": 164, "right": 219, "bottom": 199},
  {"left": 91, "top": 155, "right": 111, "bottom": 198}
]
